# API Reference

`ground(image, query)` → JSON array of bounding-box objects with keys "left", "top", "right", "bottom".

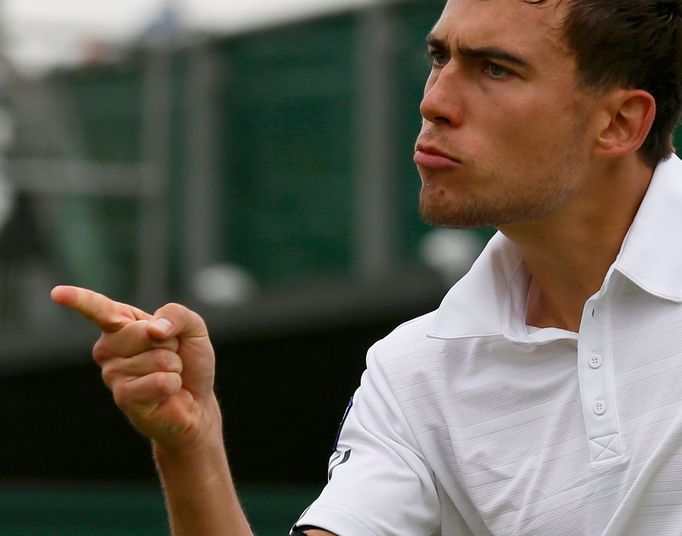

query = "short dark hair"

[{"left": 528, "top": 0, "right": 682, "bottom": 167}]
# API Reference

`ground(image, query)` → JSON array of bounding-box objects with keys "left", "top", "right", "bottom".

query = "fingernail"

[{"left": 151, "top": 318, "right": 173, "bottom": 335}]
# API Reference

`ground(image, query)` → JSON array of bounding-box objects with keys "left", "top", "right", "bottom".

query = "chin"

[
  {"left": 419, "top": 193, "right": 494, "bottom": 229},
  {"left": 420, "top": 206, "right": 490, "bottom": 229}
]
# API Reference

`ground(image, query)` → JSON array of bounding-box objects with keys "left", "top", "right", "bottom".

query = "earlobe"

[{"left": 594, "top": 90, "right": 656, "bottom": 158}]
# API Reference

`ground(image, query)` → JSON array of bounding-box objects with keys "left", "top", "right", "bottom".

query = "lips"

[{"left": 414, "top": 143, "right": 461, "bottom": 169}]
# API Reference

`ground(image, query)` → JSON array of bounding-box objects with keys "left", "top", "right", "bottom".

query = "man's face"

[{"left": 415, "top": 0, "right": 599, "bottom": 228}]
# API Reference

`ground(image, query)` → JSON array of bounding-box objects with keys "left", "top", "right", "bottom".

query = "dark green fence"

[
  {"left": 0, "top": 484, "right": 318, "bottom": 536},
  {"left": 218, "top": 15, "right": 357, "bottom": 287}
]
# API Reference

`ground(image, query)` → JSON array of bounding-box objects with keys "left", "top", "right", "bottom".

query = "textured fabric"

[{"left": 294, "top": 155, "right": 682, "bottom": 535}]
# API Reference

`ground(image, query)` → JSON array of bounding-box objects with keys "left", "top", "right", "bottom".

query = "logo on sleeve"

[
  {"left": 328, "top": 448, "right": 351, "bottom": 481},
  {"left": 332, "top": 395, "right": 354, "bottom": 451}
]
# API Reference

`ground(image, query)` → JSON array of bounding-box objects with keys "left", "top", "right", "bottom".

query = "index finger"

[{"left": 51, "top": 285, "right": 152, "bottom": 332}]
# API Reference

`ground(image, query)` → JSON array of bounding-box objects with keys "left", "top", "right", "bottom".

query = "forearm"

[{"left": 153, "top": 397, "right": 253, "bottom": 536}]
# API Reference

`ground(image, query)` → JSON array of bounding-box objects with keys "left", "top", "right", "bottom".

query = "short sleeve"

[{"left": 292, "top": 345, "right": 441, "bottom": 535}]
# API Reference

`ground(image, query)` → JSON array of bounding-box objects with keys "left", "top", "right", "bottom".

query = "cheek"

[{"left": 490, "top": 107, "right": 571, "bottom": 159}]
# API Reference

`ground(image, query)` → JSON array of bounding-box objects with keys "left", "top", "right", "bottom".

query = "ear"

[{"left": 594, "top": 89, "right": 656, "bottom": 158}]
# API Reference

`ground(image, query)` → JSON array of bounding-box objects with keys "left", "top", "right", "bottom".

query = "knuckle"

[
  {"left": 100, "top": 363, "right": 119, "bottom": 388},
  {"left": 152, "top": 350, "right": 169, "bottom": 371},
  {"left": 155, "top": 302, "right": 185, "bottom": 318},
  {"left": 189, "top": 309, "right": 207, "bottom": 329},
  {"left": 155, "top": 372, "right": 171, "bottom": 393},
  {"left": 154, "top": 350, "right": 181, "bottom": 373},
  {"left": 156, "top": 303, "right": 206, "bottom": 327},
  {"left": 124, "top": 319, "right": 151, "bottom": 338},
  {"left": 92, "top": 337, "right": 111, "bottom": 364},
  {"left": 112, "top": 383, "right": 131, "bottom": 410},
  {"left": 155, "top": 372, "right": 180, "bottom": 395}
]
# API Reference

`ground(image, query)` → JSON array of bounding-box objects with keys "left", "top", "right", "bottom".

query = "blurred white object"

[
  {"left": 191, "top": 263, "right": 256, "bottom": 307},
  {"left": 186, "top": 0, "right": 375, "bottom": 34},
  {"left": 1, "top": 0, "right": 166, "bottom": 75},
  {"left": 418, "top": 229, "right": 483, "bottom": 285},
  {"left": 1, "top": 0, "right": 380, "bottom": 76}
]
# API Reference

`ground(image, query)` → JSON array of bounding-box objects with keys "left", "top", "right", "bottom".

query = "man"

[{"left": 51, "top": 0, "right": 682, "bottom": 534}]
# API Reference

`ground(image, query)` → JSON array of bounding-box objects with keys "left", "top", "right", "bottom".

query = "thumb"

[
  {"left": 146, "top": 303, "right": 215, "bottom": 400},
  {"left": 146, "top": 303, "right": 209, "bottom": 341}
]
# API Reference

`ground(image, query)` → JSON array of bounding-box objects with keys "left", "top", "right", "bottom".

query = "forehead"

[{"left": 434, "top": 0, "right": 572, "bottom": 62}]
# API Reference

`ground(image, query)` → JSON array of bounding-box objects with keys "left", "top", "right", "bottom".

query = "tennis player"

[{"left": 52, "top": 0, "right": 682, "bottom": 534}]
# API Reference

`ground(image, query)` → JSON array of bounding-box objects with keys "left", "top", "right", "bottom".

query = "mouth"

[{"left": 414, "top": 143, "right": 461, "bottom": 170}]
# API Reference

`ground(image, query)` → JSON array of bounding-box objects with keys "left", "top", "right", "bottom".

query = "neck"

[{"left": 499, "top": 156, "right": 654, "bottom": 332}]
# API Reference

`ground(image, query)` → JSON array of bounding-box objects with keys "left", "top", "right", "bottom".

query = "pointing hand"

[{"left": 51, "top": 286, "right": 219, "bottom": 451}]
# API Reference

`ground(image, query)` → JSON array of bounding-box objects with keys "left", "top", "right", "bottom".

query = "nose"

[{"left": 419, "top": 66, "right": 463, "bottom": 127}]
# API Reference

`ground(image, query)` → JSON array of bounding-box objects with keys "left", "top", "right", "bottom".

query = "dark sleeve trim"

[
  {"left": 291, "top": 525, "right": 328, "bottom": 535},
  {"left": 332, "top": 395, "right": 354, "bottom": 451}
]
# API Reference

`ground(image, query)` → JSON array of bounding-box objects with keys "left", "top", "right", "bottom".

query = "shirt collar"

[
  {"left": 427, "top": 232, "right": 525, "bottom": 340},
  {"left": 613, "top": 154, "right": 682, "bottom": 303},
  {"left": 428, "top": 153, "right": 682, "bottom": 341}
]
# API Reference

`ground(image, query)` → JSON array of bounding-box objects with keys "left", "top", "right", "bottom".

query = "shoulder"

[
  {"left": 364, "top": 310, "right": 450, "bottom": 390},
  {"left": 383, "top": 310, "right": 439, "bottom": 345},
  {"left": 372, "top": 310, "right": 441, "bottom": 359}
]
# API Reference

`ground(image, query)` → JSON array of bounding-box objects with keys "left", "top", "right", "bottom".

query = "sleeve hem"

[{"left": 294, "top": 503, "right": 381, "bottom": 536}]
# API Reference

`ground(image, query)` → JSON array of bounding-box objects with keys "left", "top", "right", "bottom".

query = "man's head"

[
  {"left": 415, "top": 0, "right": 680, "bottom": 229},
  {"left": 536, "top": 0, "right": 682, "bottom": 168}
]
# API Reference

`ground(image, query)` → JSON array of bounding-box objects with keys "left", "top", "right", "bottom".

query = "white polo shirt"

[{"left": 293, "top": 154, "right": 682, "bottom": 536}]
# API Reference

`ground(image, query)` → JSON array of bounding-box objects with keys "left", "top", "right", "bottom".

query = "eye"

[
  {"left": 427, "top": 48, "right": 449, "bottom": 67},
  {"left": 484, "top": 62, "right": 513, "bottom": 79}
]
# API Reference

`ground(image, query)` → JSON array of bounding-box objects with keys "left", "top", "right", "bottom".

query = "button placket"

[{"left": 578, "top": 296, "right": 622, "bottom": 463}]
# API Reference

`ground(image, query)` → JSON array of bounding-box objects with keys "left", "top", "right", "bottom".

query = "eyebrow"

[{"left": 426, "top": 33, "right": 531, "bottom": 69}]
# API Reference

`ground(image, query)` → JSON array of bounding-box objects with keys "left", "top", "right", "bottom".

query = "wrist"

[
  {"left": 153, "top": 393, "right": 224, "bottom": 462},
  {"left": 151, "top": 394, "right": 252, "bottom": 536}
]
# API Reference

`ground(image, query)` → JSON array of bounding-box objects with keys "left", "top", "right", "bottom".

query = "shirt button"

[
  {"left": 593, "top": 400, "right": 607, "bottom": 416},
  {"left": 589, "top": 353, "right": 603, "bottom": 369}
]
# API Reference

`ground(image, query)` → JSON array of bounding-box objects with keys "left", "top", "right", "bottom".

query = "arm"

[
  {"left": 152, "top": 402, "right": 252, "bottom": 535},
  {"left": 51, "top": 286, "right": 252, "bottom": 536}
]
